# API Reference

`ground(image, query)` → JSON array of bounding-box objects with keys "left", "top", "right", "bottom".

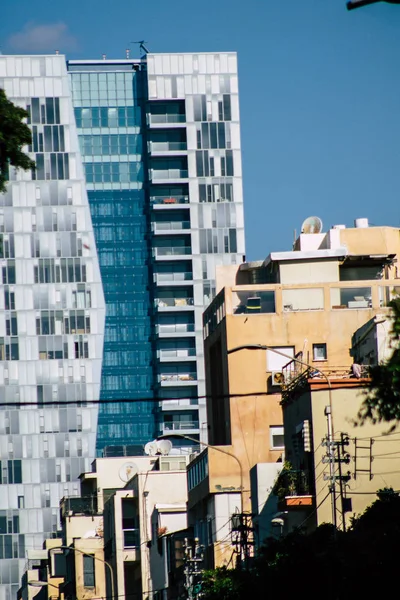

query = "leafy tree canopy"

[
  {"left": 0, "top": 88, "right": 35, "bottom": 193},
  {"left": 201, "top": 491, "right": 400, "bottom": 600}
]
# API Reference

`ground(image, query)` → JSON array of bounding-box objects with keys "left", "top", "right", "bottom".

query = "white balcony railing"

[
  {"left": 150, "top": 169, "right": 188, "bottom": 180},
  {"left": 153, "top": 247, "right": 192, "bottom": 258},
  {"left": 155, "top": 298, "right": 194, "bottom": 308},
  {"left": 154, "top": 272, "right": 193, "bottom": 284},
  {"left": 152, "top": 221, "right": 190, "bottom": 232},
  {"left": 157, "top": 348, "right": 196, "bottom": 359},
  {"left": 157, "top": 323, "right": 195, "bottom": 334},
  {"left": 161, "top": 421, "right": 199, "bottom": 431},
  {"left": 149, "top": 141, "right": 187, "bottom": 152}
]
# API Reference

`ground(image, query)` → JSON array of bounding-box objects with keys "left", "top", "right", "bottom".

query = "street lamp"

[
  {"left": 157, "top": 432, "right": 244, "bottom": 512},
  {"left": 227, "top": 344, "right": 337, "bottom": 528},
  {"left": 347, "top": 0, "right": 400, "bottom": 10},
  {"left": 48, "top": 545, "right": 115, "bottom": 600}
]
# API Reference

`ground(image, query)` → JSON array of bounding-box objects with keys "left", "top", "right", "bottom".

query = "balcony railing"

[
  {"left": 161, "top": 421, "right": 199, "bottom": 431},
  {"left": 149, "top": 141, "right": 187, "bottom": 152},
  {"left": 150, "top": 195, "right": 189, "bottom": 206},
  {"left": 154, "top": 272, "right": 193, "bottom": 284},
  {"left": 331, "top": 287, "right": 372, "bottom": 309},
  {"left": 60, "top": 496, "right": 98, "bottom": 517},
  {"left": 152, "top": 221, "right": 190, "bottom": 232},
  {"left": 157, "top": 323, "right": 195, "bottom": 334},
  {"left": 153, "top": 247, "right": 192, "bottom": 258},
  {"left": 123, "top": 528, "right": 140, "bottom": 548},
  {"left": 155, "top": 298, "right": 194, "bottom": 308},
  {"left": 148, "top": 114, "right": 186, "bottom": 124},
  {"left": 159, "top": 374, "right": 196, "bottom": 383},
  {"left": 157, "top": 348, "right": 196, "bottom": 359},
  {"left": 150, "top": 169, "right": 189, "bottom": 180}
]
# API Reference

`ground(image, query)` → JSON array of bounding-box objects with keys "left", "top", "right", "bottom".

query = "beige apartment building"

[
  {"left": 19, "top": 454, "right": 189, "bottom": 600},
  {"left": 280, "top": 307, "right": 400, "bottom": 531},
  {"left": 188, "top": 219, "right": 400, "bottom": 562}
]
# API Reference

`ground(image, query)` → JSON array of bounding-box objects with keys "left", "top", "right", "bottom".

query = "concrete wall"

[
  {"left": 279, "top": 259, "right": 339, "bottom": 285},
  {"left": 250, "top": 463, "right": 283, "bottom": 546}
]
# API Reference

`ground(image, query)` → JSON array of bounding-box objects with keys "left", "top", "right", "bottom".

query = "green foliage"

[
  {"left": 271, "top": 460, "right": 296, "bottom": 501},
  {"left": 358, "top": 297, "right": 400, "bottom": 425},
  {"left": 201, "top": 491, "right": 400, "bottom": 600},
  {"left": 0, "top": 88, "right": 35, "bottom": 193}
]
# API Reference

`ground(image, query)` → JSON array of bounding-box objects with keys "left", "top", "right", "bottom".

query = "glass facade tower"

[
  {"left": 67, "top": 53, "right": 245, "bottom": 454},
  {"left": 0, "top": 55, "right": 105, "bottom": 598}
]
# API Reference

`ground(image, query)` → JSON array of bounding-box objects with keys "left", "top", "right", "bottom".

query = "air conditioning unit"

[{"left": 271, "top": 371, "right": 285, "bottom": 387}]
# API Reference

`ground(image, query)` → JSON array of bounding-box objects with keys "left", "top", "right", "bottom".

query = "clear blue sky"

[{"left": 2, "top": 0, "right": 400, "bottom": 259}]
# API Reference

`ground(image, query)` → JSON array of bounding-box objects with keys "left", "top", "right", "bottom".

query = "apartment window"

[
  {"left": 313, "top": 343, "right": 327, "bottom": 361},
  {"left": 270, "top": 426, "right": 284, "bottom": 450},
  {"left": 83, "top": 555, "right": 95, "bottom": 587}
]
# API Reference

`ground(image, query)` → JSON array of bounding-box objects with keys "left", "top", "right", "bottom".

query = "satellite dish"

[
  {"left": 157, "top": 439, "right": 172, "bottom": 456},
  {"left": 301, "top": 216, "right": 323, "bottom": 234},
  {"left": 144, "top": 441, "right": 158, "bottom": 457},
  {"left": 118, "top": 462, "right": 139, "bottom": 482}
]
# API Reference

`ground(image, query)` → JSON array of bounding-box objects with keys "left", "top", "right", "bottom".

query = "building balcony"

[
  {"left": 60, "top": 495, "right": 98, "bottom": 518},
  {"left": 157, "top": 348, "right": 196, "bottom": 362},
  {"left": 154, "top": 272, "right": 193, "bottom": 286},
  {"left": 148, "top": 141, "right": 187, "bottom": 156},
  {"left": 150, "top": 169, "right": 189, "bottom": 183},
  {"left": 152, "top": 221, "right": 191, "bottom": 234},
  {"left": 155, "top": 298, "right": 194, "bottom": 311},
  {"left": 160, "top": 421, "right": 200, "bottom": 434},
  {"left": 274, "top": 470, "right": 314, "bottom": 510},
  {"left": 153, "top": 247, "right": 192, "bottom": 260},
  {"left": 156, "top": 323, "right": 195, "bottom": 337},
  {"left": 150, "top": 195, "right": 190, "bottom": 208},
  {"left": 158, "top": 373, "right": 197, "bottom": 386},
  {"left": 147, "top": 114, "right": 186, "bottom": 128},
  {"left": 159, "top": 398, "right": 199, "bottom": 411}
]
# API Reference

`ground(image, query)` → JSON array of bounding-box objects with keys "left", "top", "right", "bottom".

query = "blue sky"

[{"left": 2, "top": 0, "right": 400, "bottom": 259}]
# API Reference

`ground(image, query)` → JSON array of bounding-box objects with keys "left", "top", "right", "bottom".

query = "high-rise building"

[
  {"left": 67, "top": 52, "right": 245, "bottom": 454},
  {"left": 0, "top": 54, "right": 105, "bottom": 597}
]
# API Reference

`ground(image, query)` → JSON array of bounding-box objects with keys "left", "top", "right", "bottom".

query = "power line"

[{"left": 0, "top": 390, "right": 276, "bottom": 409}]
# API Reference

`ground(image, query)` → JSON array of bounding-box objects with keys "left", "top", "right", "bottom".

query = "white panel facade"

[
  {"left": 0, "top": 55, "right": 105, "bottom": 597},
  {"left": 147, "top": 53, "right": 245, "bottom": 442}
]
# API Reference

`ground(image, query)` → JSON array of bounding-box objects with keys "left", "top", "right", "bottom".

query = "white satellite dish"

[
  {"left": 157, "top": 439, "right": 172, "bottom": 456},
  {"left": 119, "top": 462, "right": 139, "bottom": 482},
  {"left": 301, "top": 216, "right": 323, "bottom": 234},
  {"left": 144, "top": 441, "right": 159, "bottom": 456}
]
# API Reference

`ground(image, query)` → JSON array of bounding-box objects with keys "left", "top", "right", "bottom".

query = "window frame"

[{"left": 312, "top": 343, "right": 328, "bottom": 362}]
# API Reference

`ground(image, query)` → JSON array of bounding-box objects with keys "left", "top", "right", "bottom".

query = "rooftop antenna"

[{"left": 131, "top": 40, "right": 150, "bottom": 55}]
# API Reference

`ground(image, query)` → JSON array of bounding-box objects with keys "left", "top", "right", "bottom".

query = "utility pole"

[
  {"left": 231, "top": 513, "right": 254, "bottom": 570},
  {"left": 322, "top": 425, "right": 352, "bottom": 531},
  {"left": 323, "top": 405, "right": 337, "bottom": 528},
  {"left": 183, "top": 538, "right": 204, "bottom": 600}
]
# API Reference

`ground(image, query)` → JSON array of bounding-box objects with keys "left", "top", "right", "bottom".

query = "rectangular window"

[
  {"left": 83, "top": 555, "right": 95, "bottom": 587},
  {"left": 270, "top": 426, "right": 284, "bottom": 450},
  {"left": 313, "top": 343, "right": 327, "bottom": 361}
]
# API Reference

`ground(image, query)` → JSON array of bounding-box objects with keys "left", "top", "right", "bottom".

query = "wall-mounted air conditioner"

[{"left": 271, "top": 371, "right": 285, "bottom": 387}]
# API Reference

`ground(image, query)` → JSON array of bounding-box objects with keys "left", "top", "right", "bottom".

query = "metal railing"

[
  {"left": 150, "top": 169, "right": 188, "bottom": 180},
  {"left": 155, "top": 298, "right": 194, "bottom": 308},
  {"left": 150, "top": 195, "right": 189, "bottom": 206},
  {"left": 152, "top": 221, "right": 190, "bottom": 232},
  {"left": 60, "top": 496, "right": 98, "bottom": 517},
  {"left": 154, "top": 272, "right": 193, "bottom": 284},
  {"left": 161, "top": 421, "right": 199, "bottom": 431},
  {"left": 159, "top": 373, "right": 196, "bottom": 383},
  {"left": 157, "top": 348, "right": 196, "bottom": 358},
  {"left": 149, "top": 141, "right": 187, "bottom": 152},
  {"left": 157, "top": 323, "right": 195, "bottom": 334},
  {"left": 153, "top": 247, "right": 192, "bottom": 257},
  {"left": 148, "top": 114, "right": 186, "bottom": 124}
]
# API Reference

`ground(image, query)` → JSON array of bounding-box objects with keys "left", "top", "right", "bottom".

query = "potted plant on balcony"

[{"left": 272, "top": 461, "right": 298, "bottom": 506}]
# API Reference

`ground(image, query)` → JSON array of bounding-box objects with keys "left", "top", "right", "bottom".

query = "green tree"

[
  {"left": 357, "top": 297, "right": 400, "bottom": 425},
  {"left": 0, "top": 88, "right": 35, "bottom": 193}
]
